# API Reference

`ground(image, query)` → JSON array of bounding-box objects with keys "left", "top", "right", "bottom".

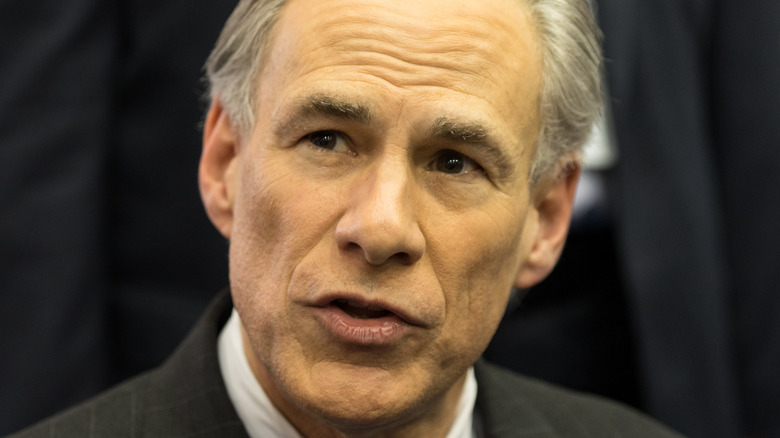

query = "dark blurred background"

[{"left": 0, "top": 0, "right": 233, "bottom": 433}]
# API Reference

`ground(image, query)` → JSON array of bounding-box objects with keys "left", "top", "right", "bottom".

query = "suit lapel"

[{"left": 135, "top": 289, "right": 249, "bottom": 436}]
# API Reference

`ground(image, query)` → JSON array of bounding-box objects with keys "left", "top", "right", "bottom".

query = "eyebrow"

[
  {"left": 302, "top": 94, "right": 373, "bottom": 124},
  {"left": 272, "top": 94, "right": 373, "bottom": 139},
  {"left": 273, "top": 96, "right": 517, "bottom": 178},
  {"left": 430, "top": 117, "right": 515, "bottom": 178}
]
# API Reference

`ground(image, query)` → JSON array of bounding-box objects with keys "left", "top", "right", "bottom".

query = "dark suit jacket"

[{"left": 9, "top": 291, "right": 684, "bottom": 438}]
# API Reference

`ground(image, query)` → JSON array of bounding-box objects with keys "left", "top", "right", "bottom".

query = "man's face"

[{"left": 203, "top": 0, "right": 562, "bottom": 433}]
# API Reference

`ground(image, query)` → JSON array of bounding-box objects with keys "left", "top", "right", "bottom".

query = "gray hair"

[
  {"left": 205, "top": 0, "right": 602, "bottom": 182},
  {"left": 205, "top": 0, "right": 287, "bottom": 135},
  {"left": 525, "top": 0, "right": 602, "bottom": 182}
]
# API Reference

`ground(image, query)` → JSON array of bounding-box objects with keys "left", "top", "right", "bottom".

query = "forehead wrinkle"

[{"left": 295, "top": 4, "right": 524, "bottom": 88}]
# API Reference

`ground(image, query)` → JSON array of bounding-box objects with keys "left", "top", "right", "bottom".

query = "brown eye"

[
  {"left": 308, "top": 131, "right": 340, "bottom": 149},
  {"left": 435, "top": 150, "right": 465, "bottom": 173},
  {"left": 433, "top": 150, "right": 484, "bottom": 175}
]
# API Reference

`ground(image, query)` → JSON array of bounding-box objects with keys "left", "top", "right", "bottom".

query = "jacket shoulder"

[
  {"left": 474, "top": 360, "right": 686, "bottom": 438},
  {"left": 9, "top": 373, "right": 148, "bottom": 437},
  {"left": 8, "top": 291, "right": 247, "bottom": 438}
]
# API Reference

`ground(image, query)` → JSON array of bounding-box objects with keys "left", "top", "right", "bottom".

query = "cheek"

[
  {"left": 228, "top": 156, "right": 345, "bottom": 310},
  {"left": 430, "top": 204, "right": 528, "bottom": 352},
  {"left": 228, "top": 156, "right": 302, "bottom": 312},
  {"left": 228, "top": 173, "right": 286, "bottom": 329}
]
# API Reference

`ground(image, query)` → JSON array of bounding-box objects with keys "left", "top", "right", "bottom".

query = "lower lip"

[{"left": 314, "top": 306, "right": 409, "bottom": 345}]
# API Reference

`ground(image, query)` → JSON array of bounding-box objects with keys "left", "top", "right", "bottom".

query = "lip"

[
  {"left": 309, "top": 293, "right": 425, "bottom": 345},
  {"left": 311, "top": 292, "right": 427, "bottom": 327},
  {"left": 314, "top": 306, "right": 408, "bottom": 345}
]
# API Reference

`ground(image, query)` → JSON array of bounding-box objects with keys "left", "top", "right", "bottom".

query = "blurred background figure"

[
  {"left": 1, "top": 1, "right": 778, "bottom": 437},
  {"left": 0, "top": 1, "right": 234, "bottom": 434}
]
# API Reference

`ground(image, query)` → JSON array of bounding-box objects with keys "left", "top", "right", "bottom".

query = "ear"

[
  {"left": 199, "top": 100, "right": 240, "bottom": 239},
  {"left": 514, "top": 162, "right": 580, "bottom": 289}
]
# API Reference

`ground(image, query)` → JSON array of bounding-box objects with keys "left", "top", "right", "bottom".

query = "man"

[{"left": 9, "top": 0, "right": 684, "bottom": 436}]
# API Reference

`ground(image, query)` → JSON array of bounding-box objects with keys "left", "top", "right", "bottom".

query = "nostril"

[
  {"left": 340, "top": 239, "right": 407, "bottom": 265},
  {"left": 363, "top": 249, "right": 415, "bottom": 266},
  {"left": 388, "top": 251, "right": 414, "bottom": 265}
]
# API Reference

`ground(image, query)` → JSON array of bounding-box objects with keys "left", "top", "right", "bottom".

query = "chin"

[
  {"left": 285, "top": 362, "right": 444, "bottom": 433},
  {"left": 302, "top": 388, "right": 431, "bottom": 434}
]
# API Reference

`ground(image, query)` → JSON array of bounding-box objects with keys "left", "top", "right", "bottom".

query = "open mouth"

[
  {"left": 333, "top": 299, "right": 393, "bottom": 319},
  {"left": 315, "top": 297, "right": 413, "bottom": 344}
]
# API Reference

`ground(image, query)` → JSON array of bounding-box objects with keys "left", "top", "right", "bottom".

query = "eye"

[
  {"left": 432, "top": 150, "right": 484, "bottom": 175},
  {"left": 306, "top": 130, "right": 350, "bottom": 153}
]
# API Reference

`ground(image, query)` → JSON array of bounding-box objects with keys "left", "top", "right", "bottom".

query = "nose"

[{"left": 335, "top": 162, "right": 425, "bottom": 266}]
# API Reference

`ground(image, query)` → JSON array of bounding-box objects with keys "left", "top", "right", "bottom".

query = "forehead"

[
  {"left": 280, "top": 0, "right": 535, "bottom": 81},
  {"left": 256, "top": 0, "right": 543, "bottom": 150}
]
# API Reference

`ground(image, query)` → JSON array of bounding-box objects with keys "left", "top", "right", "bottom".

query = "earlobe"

[
  {"left": 514, "top": 162, "right": 580, "bottom": 289},
  {"left": 199, "top": 100, "right": 240, "bottom": 239}
]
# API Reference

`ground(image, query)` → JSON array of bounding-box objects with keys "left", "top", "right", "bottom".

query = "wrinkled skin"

[{"left": 199, "top": 0, "right": 579, "bottom": 436}]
